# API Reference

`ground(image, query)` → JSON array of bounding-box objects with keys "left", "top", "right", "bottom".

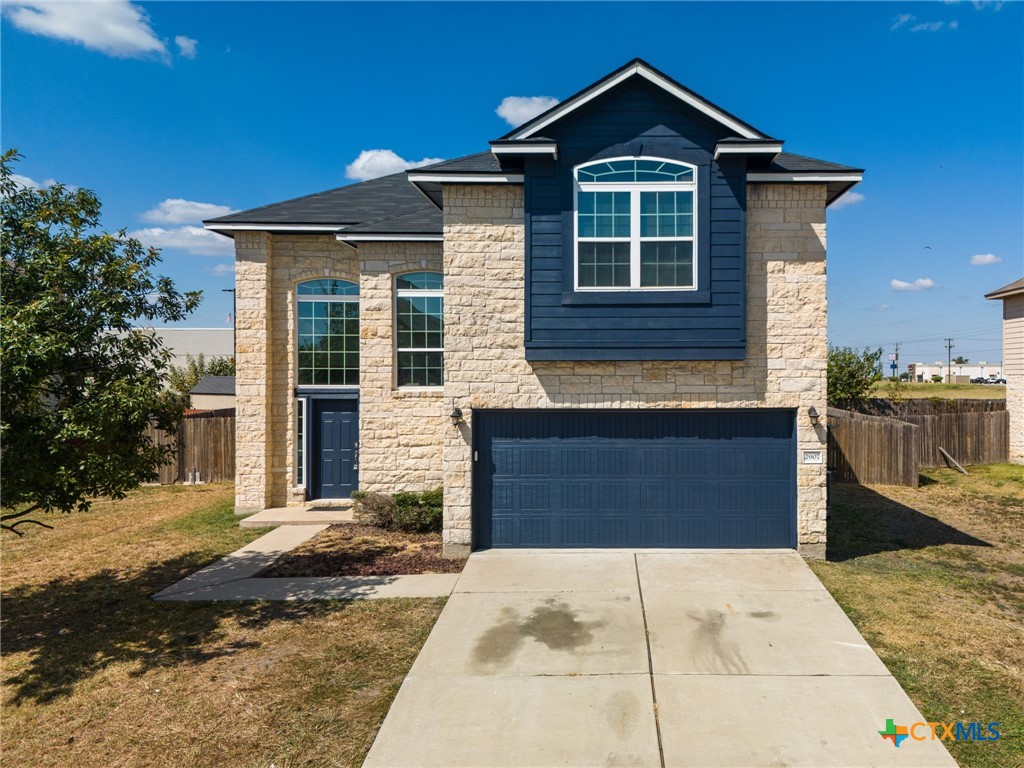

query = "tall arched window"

[
  {"left": 575, "top": 158, "right": 697, "bottom": 290},
  {"left": 296, "top": 279, "right": 359, "bottom": 386},
  {"left": 395, "top": 271, "right": 443, "bottom": 387}
]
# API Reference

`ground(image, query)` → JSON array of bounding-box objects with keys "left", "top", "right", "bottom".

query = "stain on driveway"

[{"left": 472, "top": 597, "right": 606, "bottom": 669}]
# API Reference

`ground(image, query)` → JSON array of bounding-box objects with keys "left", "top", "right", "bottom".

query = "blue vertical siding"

[{"left": 523, "top": 77, "right": 748, "bottom": 361}]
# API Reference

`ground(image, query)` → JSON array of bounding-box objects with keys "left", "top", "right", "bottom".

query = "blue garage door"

[{"left": 473, "top": 409, "right": 796, "bottom": 549}]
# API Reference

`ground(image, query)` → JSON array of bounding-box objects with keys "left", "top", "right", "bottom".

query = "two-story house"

[{"left": 205, "top": 59, "right": 862, "bottom": 558}]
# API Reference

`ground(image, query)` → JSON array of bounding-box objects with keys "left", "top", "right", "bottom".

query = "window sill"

[
  {"left": 393, "top": 387, "right": 444, "bottom": 397},
  {"left": 562, "top": 288, "right": 711, "bottom": 306}
]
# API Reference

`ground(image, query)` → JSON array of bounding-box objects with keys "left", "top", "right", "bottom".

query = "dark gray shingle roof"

[
  {"left": 338, "top": 207, "right": 442, "bottom": 235},
  {"left": 205, "top": 171, "right": 435, "bottom": 227},
  {"left": 190, "top": 375, "right": 236, "bottom": 395},
  {"left": 414, "top": 151, "right": 521, "bottom": 174},
  {"left": 755, "top": 152, "right": 862, "bottom": 174}
]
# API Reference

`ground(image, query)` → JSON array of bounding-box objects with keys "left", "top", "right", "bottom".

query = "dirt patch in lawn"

[
  {"left": 810, "top": 464, "right": 1024, "bottom": 768},
  {"left": 258, "top": 524, "right": 467, "bottom": 577}
]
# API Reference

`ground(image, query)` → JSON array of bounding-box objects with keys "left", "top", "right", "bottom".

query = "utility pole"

[
  {"left": 945, "top": 338, "right": 954, "bottom": 383},
  {"left": 894, "top": 342, "right": 901, "bottom": 379}
]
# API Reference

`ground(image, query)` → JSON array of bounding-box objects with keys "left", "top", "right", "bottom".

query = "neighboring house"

[
  {"left": 205, "top": 59, "right": 863, "bottom": 558},
  {"left": 145, "top": 327, "right": 234, "bottom": 367},
  {"left": 189, "top": 375, "right": 236, "bottom": 410},
  {"left": 986, "top": 278, "right": 1024, "bottom": 464}
]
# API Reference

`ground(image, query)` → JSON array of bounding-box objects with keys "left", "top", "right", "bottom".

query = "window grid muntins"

[
  {"left": 575, "top": 158, "right": 697, "bottom": 291},
  {"left": 296, "top": 279, "right": 360, "bottom": 387},
  {"left": 396, "top": 272, "right": 444, "bottom": 388}
]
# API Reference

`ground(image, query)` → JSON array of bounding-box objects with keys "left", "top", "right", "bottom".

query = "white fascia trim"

[
  {"left": 490, "top": 143, "right": 558, "bottom": 158},
  {"left": 335, "top": 234, "right": 443, "bottom": 242},
  {"left": 202, "top": 223, "right": 344, "bottom": 232},
  {"left": 713, "top": 142, "right": 783, "bottom": 159},
  {"left": 510, "top": 63, "right": 764, "bottom": 141},
  {"left": 747, "top": 173, "right": 863, "bottom": 183},
  {"left": 406, "top": 173, "right": 525, "bottom": 184}
]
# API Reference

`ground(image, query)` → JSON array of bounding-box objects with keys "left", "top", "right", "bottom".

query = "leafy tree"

[
  {"left": 0, "top": 151, "right": 201, "bottom": 535},
  {"left": 167, "top": 353, "right": 236, "bottom": 400},
  {"left": 827, "top": 345, "right": 883, "bottom": 408},
  {"left": 952, "top": 356, "right": 969, "bottom": 365}
]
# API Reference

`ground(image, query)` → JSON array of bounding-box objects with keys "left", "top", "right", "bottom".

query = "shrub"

[
  {"left": 827, "top": 345, "right": 883, "bottom": 408},
  {"left": 351, "top": 491, "right": 396, "bottom": 529},
  {"left": 351, "top": 487, "right": 443, "bottom": 533},
  {"left": 885, "top": 377, "right": 908, "bottom": 404},
  {"left": 394, "top": 487, "right": 443, "bottom": 533}
]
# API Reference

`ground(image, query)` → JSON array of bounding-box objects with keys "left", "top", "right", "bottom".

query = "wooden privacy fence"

[
  {"left": 145, "top": 409, "right": 235, "bottom": 484},
  {"left": 828, "top": 400, "right": 1009, "bottom": 487},
  {"left": 828, "top": 409, "right": 921, "bottom": 487}
]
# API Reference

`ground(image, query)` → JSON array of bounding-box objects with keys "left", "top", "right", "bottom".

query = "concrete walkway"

[
  {"left": 239, "top": 506, "right": 354, "bottom": 528},
  {"left": 152, "top": 525, "right": 459, "bottom": 602},
  {"left": 364, "top": 550, "right": 957, "bottom": 768}
]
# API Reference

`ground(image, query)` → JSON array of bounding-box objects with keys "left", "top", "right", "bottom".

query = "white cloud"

[
  {"left": 344, "top": 149, "right": 444, "bottom": 181},
  {"left": 891, "top": 277, "right": 937, "bottom": 292},
  {"left": 911, "top": 20, "right": 950, "bottom": 32},
  {"left": 949, "top": 19, "right": 960, "bottom": 29},
  {"left": 2, "top": 0, "right": 167, "bottom": 59},
  {"left": 10, "top": 172, "right": 54, "bottom": 189},
  {"left": 891, "top": 13, "right": 915, "bottom": 29},
  {"left": 205, "top": 263, "right": 235, "bottom": 277},
  {"left": 141, "top": 198, "right": 234, "bottom": 224},
  {"left": 495, "top": 96, "right": 559, "bottom": 127},
  {"left": 129, "top": 226, "right": 234, "bottom": 257},
  {"left": 175, "top": 35, "right": 198, "bottom": 59},
  {"left": 970, "top": 253, "right": 1002, "bottom": 266},
  {"left": 827, "top": 191, "right": 865, "bottom": 210}
]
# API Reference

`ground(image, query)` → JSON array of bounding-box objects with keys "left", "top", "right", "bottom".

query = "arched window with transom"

[
  {"left": 295, "top": 279, "right": 359, "bottom": 386},
  {"left": 574, "top": 157, "right": 697, "bottom": 291}
]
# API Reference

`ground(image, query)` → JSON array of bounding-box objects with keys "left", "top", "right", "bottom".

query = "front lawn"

[
  {"left": 810, "top": 465, "right": 1024, "bottom": 768},
  {"left": 1, "top": 484, "right": 445, "bottom": 768}
]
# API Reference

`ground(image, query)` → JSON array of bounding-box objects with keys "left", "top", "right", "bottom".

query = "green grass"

[
  {"left": 871, "top": 381, "right": 1006, "bottom": 399},
  {"left": 1, "top": 483, "right": 446, "bottom": 768},
  {"left": 811, "top": 466, "right": 1024, "bottom": 768}
]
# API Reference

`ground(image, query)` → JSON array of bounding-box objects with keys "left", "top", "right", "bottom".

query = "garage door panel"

[{"left": 474, "top": 410, "right": 796, "bottom": 550}]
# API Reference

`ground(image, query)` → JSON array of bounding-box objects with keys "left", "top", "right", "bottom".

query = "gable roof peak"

[{"left": 499, "top": 58, "right": 773, "bottom": 143}]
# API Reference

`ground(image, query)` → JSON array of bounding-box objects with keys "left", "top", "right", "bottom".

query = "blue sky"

[{"left": 3, "top": 1, "right": 1022, "bottom": 367}]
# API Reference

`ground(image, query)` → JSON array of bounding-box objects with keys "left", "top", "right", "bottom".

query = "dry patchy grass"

[
  {"left": 871, "top": 382, "right": 1006, "bottom": 399},
  {"left": 1, "top": 484, "right": 445, "bottom": 768},
  {"left": 811, "top": 465, "right": 1024, "bottom": 768}
]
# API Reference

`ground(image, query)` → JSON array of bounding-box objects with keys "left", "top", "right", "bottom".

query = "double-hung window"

[
  {"left": 575, "top": 158, "right": 697, "bottom": 291},
  {"left": 395, "top": 271, "right": 443, "bottom": 387},
  {"left": 296, "top": 279, "right": 360, "bottom": 386}
]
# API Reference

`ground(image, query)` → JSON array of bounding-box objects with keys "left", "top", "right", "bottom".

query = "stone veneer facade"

[
  {"left": 440, "top": 183, "right": 829, "bottom": 558},
  {"left": 233, "top": 183, "right": 829, "bottom": 558},
  {"left": 234, "top": 232, "right": 444, "bottom": 514}
]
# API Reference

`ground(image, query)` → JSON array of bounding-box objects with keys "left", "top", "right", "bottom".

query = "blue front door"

[{"left": 312, "top": 399, "right": 358, "bottom": 499}]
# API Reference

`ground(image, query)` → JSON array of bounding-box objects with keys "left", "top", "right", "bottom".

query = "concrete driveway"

[{"left": 363, "top": 551, "right": 957, "bottom": 767}]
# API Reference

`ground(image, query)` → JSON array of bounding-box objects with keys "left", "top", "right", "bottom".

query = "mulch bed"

[{"left": 257, "top": 524, "right": 466, "bottom": 577}]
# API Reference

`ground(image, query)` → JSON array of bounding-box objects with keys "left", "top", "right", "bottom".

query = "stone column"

[{"left": 233, "top": 231, "right": 274, "bottom": 514}]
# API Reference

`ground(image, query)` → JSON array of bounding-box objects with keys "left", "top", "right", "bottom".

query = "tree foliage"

[
  {"left": 167, "top": 354, "right": 236, "bottom": 400},
  {"left": 952, "top": 356, "right": 969, "bottom": 365},
  {"left": 827, "top": 345, "right": 883, "bottom": 409},
  {"left": 0, "top": 150, "right": 202, "bottom": 535}
]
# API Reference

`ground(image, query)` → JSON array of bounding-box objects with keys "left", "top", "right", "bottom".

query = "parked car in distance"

[{"left": 971, "top": 376, "right": 987, "bottom": 384}]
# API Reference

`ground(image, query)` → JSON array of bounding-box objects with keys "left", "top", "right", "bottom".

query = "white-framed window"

[
  {"left": 574, "top": 157, "right": 697, "bottom": 291},
  {"left": 295, "top": 279, "right": 359, "bottom": 387},
  {"left": 395, "top": 271, "right": 443, "bottom": 387},
  {"left": 295, "top": 398, "right": 306, "bottom": 487}
]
